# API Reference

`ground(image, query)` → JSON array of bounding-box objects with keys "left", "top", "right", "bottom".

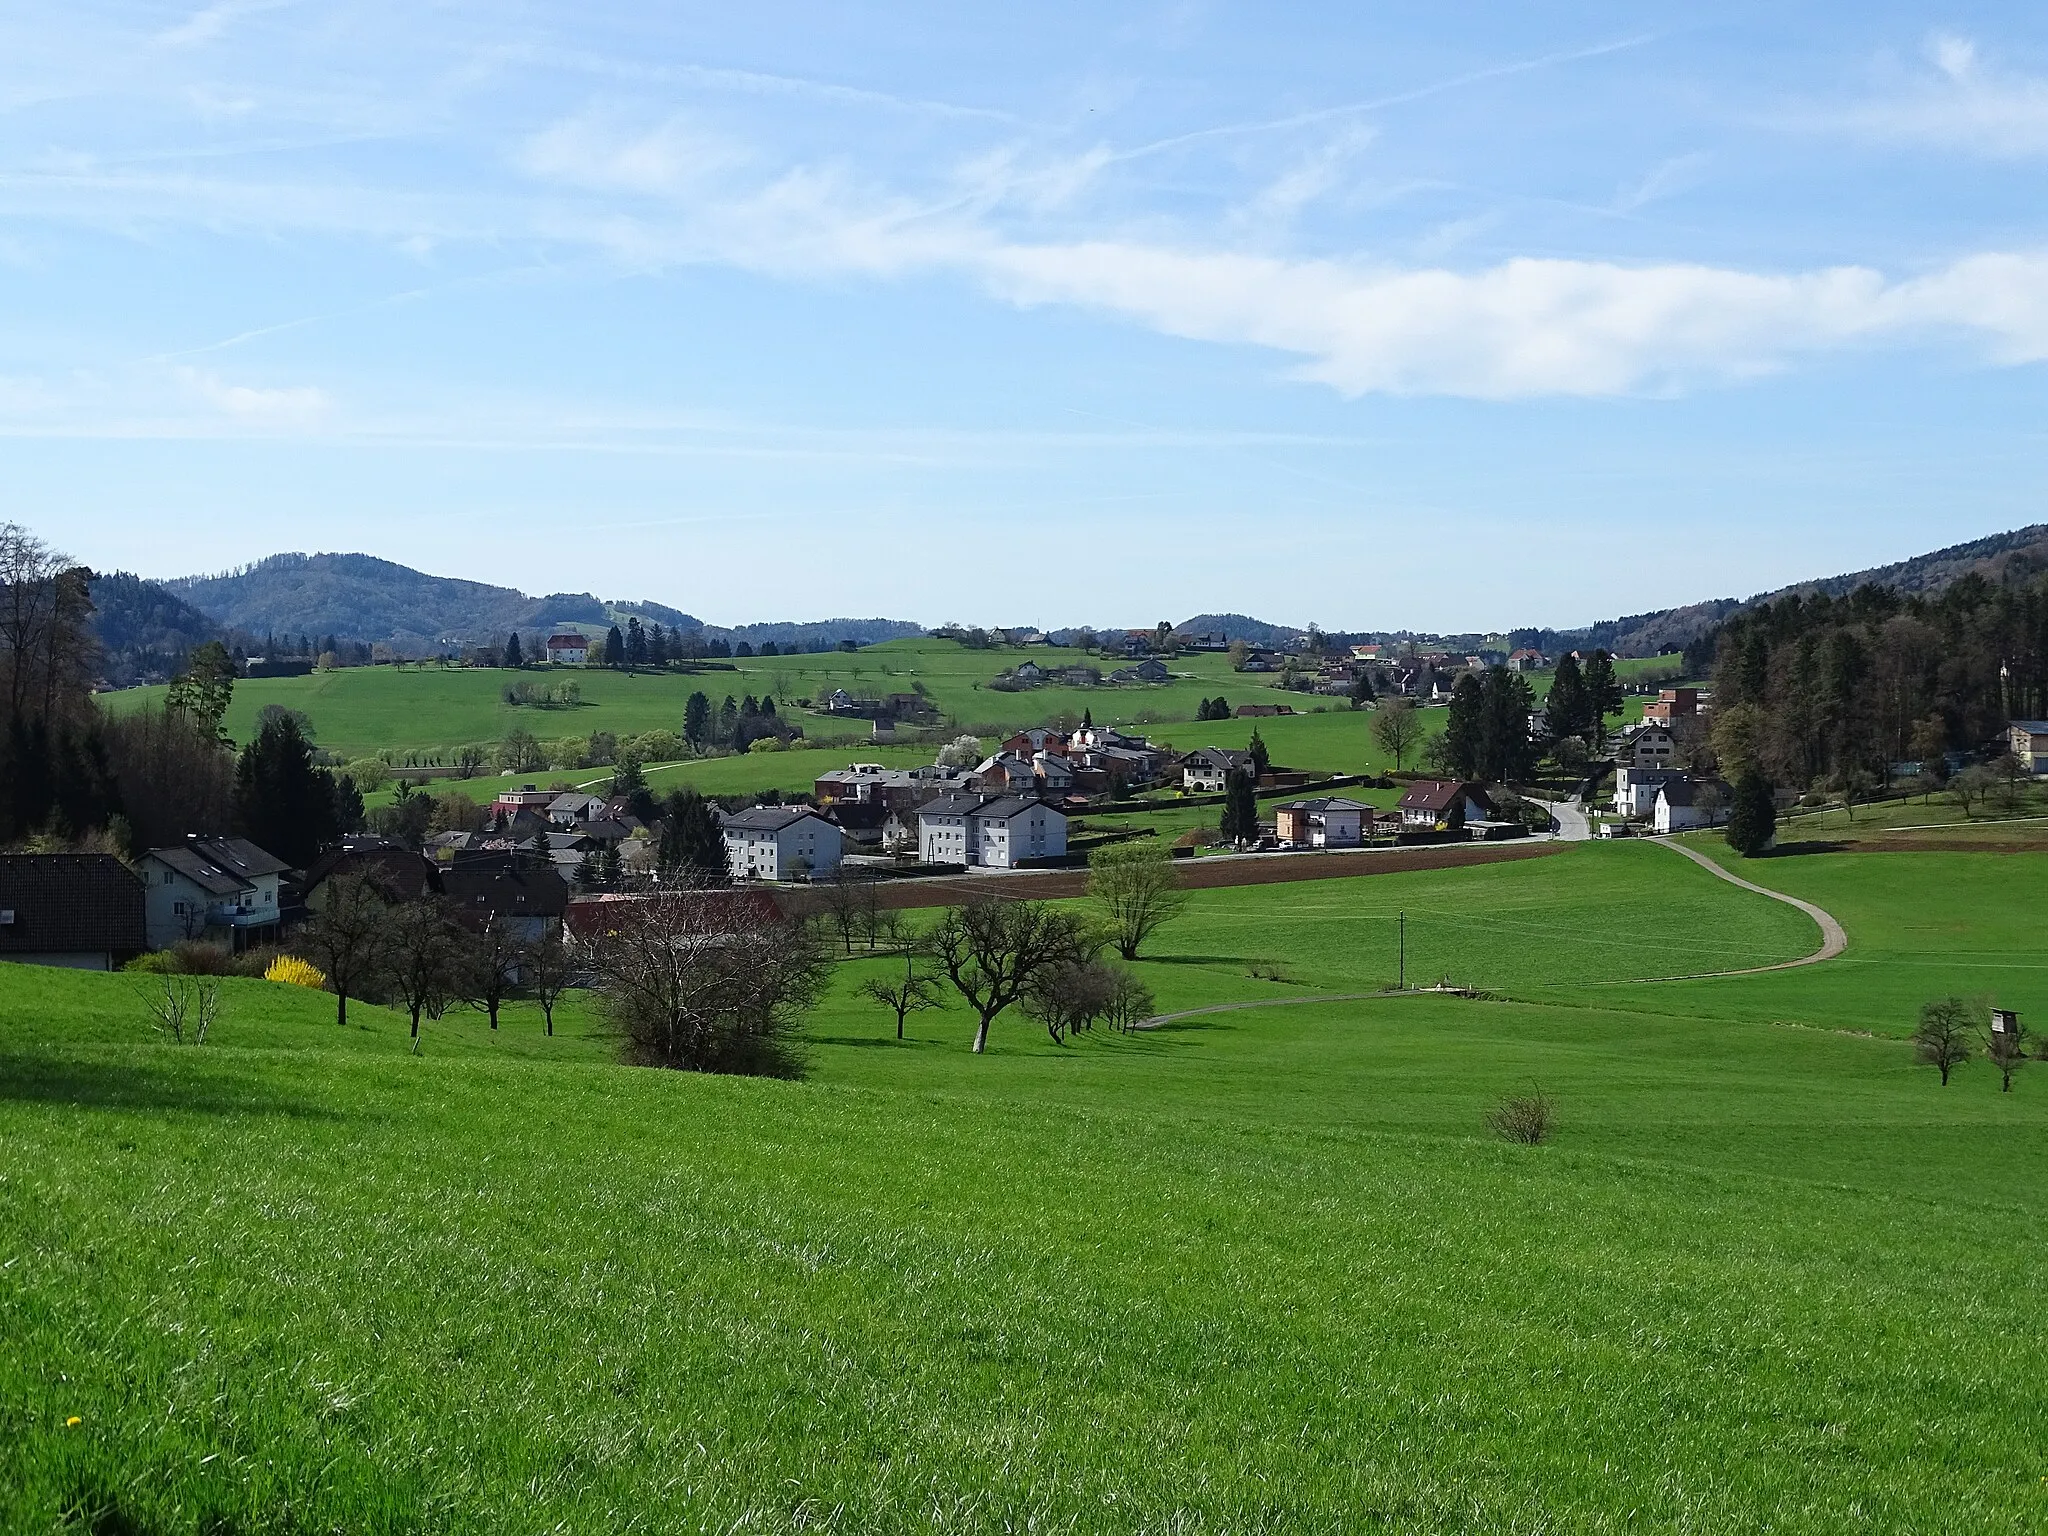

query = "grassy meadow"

[{"left": 8, "top": 838, "right": 2048, "bottom": 1530}]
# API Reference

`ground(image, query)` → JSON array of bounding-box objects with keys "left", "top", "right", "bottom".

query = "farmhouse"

[
  {"left": 134, "top": 836, "right": 292, "bottom": 952},
  {"left": 917, "top": 794, "right": 1068, "bottom": 869},
  {"left": 720, "top": 806, "right": 843, "bottom": 882},
  {"left": 1274, "top": 797, "right": 1372, "bottom": 849},
  {"left": 1653, "top": 776, "right": 1733, "bottom": 834},
  {"left": 545, "top": 632, "right": 589, "bottom": 665},
  {"left": 1613, "top": 766, "right": 1686, "bottom": 819},
  {"left": 440, "top": 865, "right": 571, "bottom": 941},
  {"left": 1643, "top": 687, "right": 1705, "bottom": 725},
  {"left": 0, "top": 853, "right": 147, "bottom": 970},
  {"left": 1109, "top": 658, "right": 1170, "bottom": 684},
  {"left": 1181, "top": 748, "right": 1253, "bottom": 792},
  {"left": 2009, "top": 720, "right": 2048, "bottom": 773},
  {"left": 1397, "top": 780, "right": 1494, "bottom": 830},
  {"left": 1234, "top": 703, "right": 1296, "bottom": 718}
]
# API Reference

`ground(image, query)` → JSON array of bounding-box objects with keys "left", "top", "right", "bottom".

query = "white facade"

[
  {"left": 1613, "top": 767, "right": 1683, "bottom": 819},
  {"left": 1653, "top": 781, "right": 1731, "bottom": 834},
  {"left": 918, "top": 797, "right": 1068, "bottom": 869},
  {"left": 545, "top": 634, "right": 589, "bottom": 665},
  {"left": 134, "top": 841, "right": 286, "bottom": 951},
  {"left": 721, "top": 810, "right": 842, "bottom": 882}
]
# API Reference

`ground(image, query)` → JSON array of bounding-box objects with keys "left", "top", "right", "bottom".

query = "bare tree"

[
  {"left": 825, "top": 869, "right": 882, "bottom": 954},
  {"left": 385, "top": 896, "right": 462, "bottom": 1052},
  {"left": 1984, "top": 1013, "right": 2027, "bottom": 1094},
  {"left": 137, "top": 973, "right": 221, "bottom": 1045},
  {"left": 1914, "top": 996, "right": 1975, "bottom": 1086},
  {"left": 1950, "top": 765, "right": 1996, "bottom": 819},
  {"left": 457, "top": 912, "right": 528, "bottom": 1032},
  {"left": 1370, "top": 698, "right": 1423, "bottom": 772},
  {"left": 1088, "top": 840, "right": 1187, "bottom": 960},
  {"left": 586, "top": 887, "right": 828, "bottom": 1075},
  {"left": 930, "top": 899, "right": 1087, "bottom": 1053},
  {"left": 1023, "top": 956, "right": 1117, "bottom": 1043},
  {"left": 300, "top": 873, "right": 390, "bottom": 1028},
  {"left": 524, "top": 923, "right": 573, "bottom": 1037},
  {"left": 1104, "top": 967, "right": 1156, "bottom": 1033},
  {"left": 859, "top": 944, "right": 944, "bottom": 1040}
]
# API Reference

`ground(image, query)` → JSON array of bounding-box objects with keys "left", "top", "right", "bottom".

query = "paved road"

[{"left": 1548, "top": 796, "right": 1592, "bottom": 842}]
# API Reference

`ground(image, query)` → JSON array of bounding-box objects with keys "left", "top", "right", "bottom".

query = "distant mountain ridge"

[{"left": 160, "top": 552, "right": 923, "bottom": 652}]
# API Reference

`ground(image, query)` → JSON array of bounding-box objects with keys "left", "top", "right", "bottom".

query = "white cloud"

[
  {"left": 517, "top": 113, "right": 748, "bottom": 197},
  {"left": 156, "top": 1, "right": 289, "bottom": 50},
  {"left": 176, "top": 366, "right": 330, "bottom": 420},
  {"left": 1828, "top": 32, "right": 2048, "bottom": 157}
]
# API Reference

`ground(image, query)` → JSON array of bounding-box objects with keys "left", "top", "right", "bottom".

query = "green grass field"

[{"left": 9, "top": 840, "right": 2048, "bottom": 1530}]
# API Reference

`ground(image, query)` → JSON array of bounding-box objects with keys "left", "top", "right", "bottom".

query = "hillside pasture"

[{"left": 6, "top": 840, "right": 2048, "bottom": 1530}]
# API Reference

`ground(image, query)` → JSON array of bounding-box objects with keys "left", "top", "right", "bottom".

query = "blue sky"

[{"left": 5, "top": 2, "right": 2048, "bottom": 631}]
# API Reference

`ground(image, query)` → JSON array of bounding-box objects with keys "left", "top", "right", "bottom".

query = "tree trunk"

[
  {"left": 972, "top": 1016, "right": 991, "bottom": 1053},
  {"left": 336, "top": 990, "right": 348, "bottom": 1028}
]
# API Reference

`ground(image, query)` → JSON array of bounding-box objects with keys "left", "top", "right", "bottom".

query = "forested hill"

[
  {"left": 88, "top": 571, "right": 228, "bottom": 687},
  {"left": 1544, "top": 523, "right": 2048, "bottom": 659},
  {"left": 159, "top": 551, "right": 925, "bottom": 653}
]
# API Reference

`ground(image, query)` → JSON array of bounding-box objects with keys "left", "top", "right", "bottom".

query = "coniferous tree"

[
  {"left": 234, "top": 713, "right": 339, "bottom": 867},
  {"left": 1246, "top": 728, "right": 1270, "bottom": 780},
  {"left": 1544, "top": 653, "right": 1592, "bottom": 744},
  {"left": 683, "top": 691, "right": 711, "bottom": 748},
  {"left": 1725, "top": 769, "right": 1777, "bottom": 857},
  {"left": 1219, "top": 768, "right": 1259, "bottom": 848},
  {"left": 603, "top": 626, "right": 626, "bottom": 669},
  {"left": 1478, "top": 665, "right": 1537, "bottom": 783},
  {"left": 1444, "top": 674, "right": 1483, "bottom": 779},
  {"left": 1582, "top": 650, "right": 1623, "bottom": 747},
  {"left": 658, "top": 789, "right": 730, "bottom": 884},
  {"left": 717, "top": 695, "right": 739, "bottom": 746},
  {"left": 626, "top": 618, "right": 647, "bottom": 669},
  {"left": 501, "top": 632, "right": 523, "bottom": 668}
]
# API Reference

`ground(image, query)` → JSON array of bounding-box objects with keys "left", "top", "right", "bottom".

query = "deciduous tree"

[
  {"left": 1088, "top": 840, "right": 1187, "bottom": 960},
  {"left": 300, "top": 873, "right": 390, "bottom": 1028},
  {"left": 1914, "top": 996, "right": 1975, "bottom": 1086},
  {"left": 1370, "top": 697, "right": 1423, "bottom": 771},
  {"left": 930, "top": 899, "right": 1087, "bottom": 1053}
]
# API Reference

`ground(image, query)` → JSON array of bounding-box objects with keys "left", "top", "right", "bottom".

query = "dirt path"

[{"left": 1631, "top": 839, "right": 1847, "bottom": 979}]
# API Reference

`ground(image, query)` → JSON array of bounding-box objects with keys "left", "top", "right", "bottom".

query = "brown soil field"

[{"left": 848, "top": 840, "right": 1567, "bottom": 912}]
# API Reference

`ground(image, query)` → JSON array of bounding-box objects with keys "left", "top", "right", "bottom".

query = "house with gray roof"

[
  {"left": 917, "top": 794, "right": 1068, "bottom": 869},
  {"left": 134, "top": 836, "right": 292, "bottom": 951},
  {"left": 720, "top": 806, "right": 843, "bottom": 882}
]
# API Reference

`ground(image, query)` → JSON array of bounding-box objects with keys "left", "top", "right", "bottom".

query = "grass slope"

[{"left": 8, "top": 845, "right": 2041, "bottom": 1530}]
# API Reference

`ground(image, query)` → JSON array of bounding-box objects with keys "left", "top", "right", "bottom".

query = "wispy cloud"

[
  {"left": 1824, "top": 32, "right": 2048, "bottom": 157},
  {"left": 156, "top": 0, "right": 292, "bottom": 50},
  {"left": 176, "top": 366, "right": 329, "bottom": 420}
]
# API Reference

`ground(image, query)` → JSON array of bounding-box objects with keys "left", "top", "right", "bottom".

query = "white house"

[
  {"left": 1031, "top": 751, "right": 1075, "bottom": 792},
  {"left": 1181, "top": 748, "right": 1253, "bottom": 793},
  {"left": 133, "top": 836, "right": 291, "bottom": 952},
  {"left": 918, "top": 794, "right": 1069, "bottom": 869},
  {"left": 1653, "top": 776, "right": 1733, "bottom": 834},
  {"left": 545, "top": 632, "right": 589, "bottom": 665},
  {"left": 1614, "top": 766, "right": 1686, "bottom": 819},
  {"left": 548, "top": 792, "right": 606, "bottom": 827},
  {"left": 1396, "top": 781, "right": 1494, "bottom": 830},
  {"left": 1275, "top": 797, "right": 1370, "bottom": 848},
  {"left": 719, "top": 806, "right": 842, "bottom": 882}
]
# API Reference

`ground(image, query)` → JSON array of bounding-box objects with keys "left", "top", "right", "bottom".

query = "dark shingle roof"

[
  {"left": 440, "top": 866, "right": 570, "bottom": 923},
  {"left": 721, "top": 806, "right": 824, "bottom": 833},
  {"left": 0, "top": 854, "right": 146, "bottom": 957}
]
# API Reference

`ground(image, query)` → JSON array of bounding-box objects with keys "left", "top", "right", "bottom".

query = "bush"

[
  {"left": 749, "top": 736, "right": 787, "bottom": 753},
  {"left": 265, "top": 955, "right": 328, "bottom": 989},
  {"left": 346, "top": 758, "right": 391, "bottom": 793},
  {"left": 1486, "top": 1091, "right": 1554, "bottom": 1144}
]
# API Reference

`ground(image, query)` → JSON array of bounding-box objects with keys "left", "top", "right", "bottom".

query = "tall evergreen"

[
  {"left": 625, "top": 618, "right": 648, "bottom": 668},
  {"left": 1478, "top": 665, "right": 1537, "bottom": 783},
  {"left": 1725, "top": 769, "right": 1777, "bottom": 857},
  {"left": 658, "top": 789, "right": 730, "bottom": 884},
  {"left": 1246, "top": 728, "right": 1270, "bottom": 779},
  {"left": 1219, "top": 769, "right": 1259, "bottom": 848},
  {"left": 234, "top": 713, "right": 339, "bottom": 867},
  {"left": 1582, "top": 650, "right": 1623, "bottom": 747},
  {"left": 1544, "top": 653, "right": 1592, "bottom": 743},
  {"left": 603, "top": 626, "right": 626, "bottom": 669},
  {"left": 1444, "top": 674, "right": 1483, "bottom": 778},
  {"left": 501, "top": 632, "right": 523, "bottom": 668},
  {"left": 683, "top": 691, "right": 711, "bottom": 748}
]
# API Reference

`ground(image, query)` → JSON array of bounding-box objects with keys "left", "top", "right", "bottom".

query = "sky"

[{"left": 4, "top": 2, "right": 2048, "bottom": 632}]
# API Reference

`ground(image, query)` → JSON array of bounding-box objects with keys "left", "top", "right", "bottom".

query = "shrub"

[
  {"left": 346, "top": 758, "right": 391, "bottom": 793},
  {"left": 749, "top": 736, "right": 787, "bottom": 753},
  {"left": 265, "top": 955, "right": 328, "bottom": 990},
  {"left": 1486, "top": 1091, "right": 1554, "bottom": 1145}
]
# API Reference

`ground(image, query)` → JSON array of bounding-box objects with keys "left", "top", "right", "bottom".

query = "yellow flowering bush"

[{"left": 265, "top": 955, "right": 327, "bottom": 990}]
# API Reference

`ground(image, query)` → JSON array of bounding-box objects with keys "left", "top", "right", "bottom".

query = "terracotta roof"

[{"left": 0, "top": 854, "right": 146, "bottom": 958}]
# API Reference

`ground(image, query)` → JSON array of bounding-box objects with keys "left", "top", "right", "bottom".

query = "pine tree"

[
  {"left": 1247, "top": 728, "right": 1270, "bottom": 779},
  {"left": 234, "top": 713, "right": 339, "bottom": 868},
  {"left": 1725, "top": 769, "right": 1777, "bottom": 857},
  {"left": 625, "top": 617, "right": 648, "bottom": 669},
  {"left": 717, "top": 695, "right": 739, "bottom": 746},
  {"left": 1219, "top": 769, "right": 1259, "bottom": 848},
  {"left": 658, "top": 789, "right": 730, "bottom": 884},
  {"left": 1444, "top": 674, "right": 1483, "bottom": 779},
  {"left": 1478, "top": 665, "right": 1536, "bottom": 783},
  {"left": 1582, "top": 650, "right": 1623, "bottom": 747},
  {"left": 502, "top": 632, "right": 523, "bottom": 668},
  {"left": 1544, "top": 652, "right": 1591, "bottom": 743},
  {"left": 684, "top": 691, "right": 711, "bottom": 748},
  {"left": 603, "top": 626, "right": 626, "bottom": 669}
]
